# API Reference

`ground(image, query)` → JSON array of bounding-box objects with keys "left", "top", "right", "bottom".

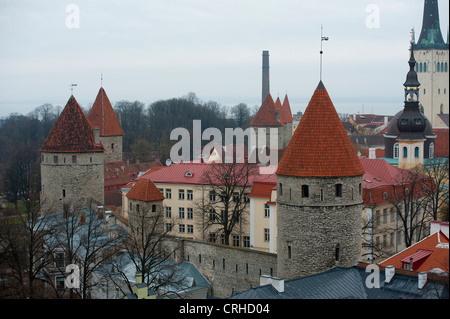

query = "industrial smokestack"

[{"left": 262, "top": 50, "right": 270, "bottom": 103}]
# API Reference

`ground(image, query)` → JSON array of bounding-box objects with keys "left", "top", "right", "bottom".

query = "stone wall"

[
  {"left": 40, "top": 151, "right": 104, "bottom": 214},
  {"left": 162, "top": 238, "right": 277, "bottom": 298},
  {"left": 276, "top": 174, "right": 363, "bottom": 279},
  {"left": 100, "top": 135, "right": 123, "bottom": 162}
]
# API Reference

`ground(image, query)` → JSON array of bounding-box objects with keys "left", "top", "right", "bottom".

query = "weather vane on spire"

[
  {"left": 70, "top": 83, "right": 77, "bottom": 95},
  {"left": 320, "top": 24, "right": 329, "bottom": 81}
]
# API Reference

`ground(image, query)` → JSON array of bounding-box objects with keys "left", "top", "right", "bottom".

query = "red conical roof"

[
  {"left": 282, "top": 94, "right": 293, "bottom": 124},
  {"left": 250, "top": 94, "right": 282, "bottom": 127},
  {"left": 40, "top": 96, "right": 104, "bottom": 153},
  {"left": 126, "top": 179, "right": 165, "bottom": 202},
  {"left": 277, "top": 82, "right": 364, "bottom": 177},
  {"left": 88, "top": 87, "right": 124, "bottom": 137}
]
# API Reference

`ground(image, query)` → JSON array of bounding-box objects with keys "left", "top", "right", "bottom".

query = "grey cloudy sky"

[{"left": 0, "top": 0, "right": 448, "bottom": 118}]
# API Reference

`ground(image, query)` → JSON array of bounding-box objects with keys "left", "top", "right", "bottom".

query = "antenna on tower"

[
  {"left": 70, "top": 83, "right": 77, "bottom": 95},
  {"left": 101, "top": 72, "right": 103, "bottom": 87},
  {"left": 320, "top": 24, "right": 329, "bottom": 81}
]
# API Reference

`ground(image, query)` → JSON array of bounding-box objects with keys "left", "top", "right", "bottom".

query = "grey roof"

[
  {"left": 229, "top": 265, "right": 448, "bottom": 299},
  {"left": 437, "top": 114, "right": 449, "bottom": 127}
]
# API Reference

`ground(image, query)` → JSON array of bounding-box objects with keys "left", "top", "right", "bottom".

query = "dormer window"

[{"left": 185, "top": 171, "right": 193, "bottom": 177}]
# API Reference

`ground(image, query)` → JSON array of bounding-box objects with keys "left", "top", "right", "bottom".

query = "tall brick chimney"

[{"left": 262, "top": 51, "right": 270, "bottom": 104}]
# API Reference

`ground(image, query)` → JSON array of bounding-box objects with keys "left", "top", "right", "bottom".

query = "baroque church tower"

[
  {"left": 87, "top": 87, "right": 124, "bottom": 163},
  {"left": 413, "top": 0, "right": 449, "bottom": 126},
  {"left": 40, "top": 95, "right": 105, "bottom": 214},
  {"left": 276, "top": 81, "right": 365, "bottom": 279}
]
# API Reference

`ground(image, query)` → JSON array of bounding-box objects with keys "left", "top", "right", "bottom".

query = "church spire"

[
  {"left": 397, "top": 41, "right": 427, "bottom": 141},
  {"left": 415, "top": 0, "right": 447, "bottom": 49}
]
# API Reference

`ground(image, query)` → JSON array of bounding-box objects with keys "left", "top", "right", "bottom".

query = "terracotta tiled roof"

[
  {"left": 277, "top": 81, "right": 365, "bottom": 177},
  {"left": 126, "top": 179, "right": 165, "bottom": 202},
  {"left": 88, "top": 87, "right": 124, "bottom": 137},
  {"left": 40, "top": 95, "right": 105, "bottom": 153},
  {"left": 380, "top": 231, "right": 449, "bottom": 274},
  {"left": 250, "top": 94, "right": 282, "bottom": 127},
  {"left": 282, "top": 95, "right": 293, "bottom": 124},
  {"left": 247, "top": 182, "right": 276, "bottom": 198}
]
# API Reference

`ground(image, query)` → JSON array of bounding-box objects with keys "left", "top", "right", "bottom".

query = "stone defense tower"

[
  {"left": 87, "top": 87, "right": 124, "bottom": 163},
  {"left": 262, "top": 51, "right": 270, "bottom": 104},
  {"left": 40, "top": 95, "right": 105, "bottom": 214},
  {"left": 413, "top": 0, "right": 449, "bottom": 126},
  {"left": 276, "top": 81, "right": 365, "bottom": 279}
]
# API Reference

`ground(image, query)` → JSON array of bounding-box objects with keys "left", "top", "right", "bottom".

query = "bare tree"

[
  {"left": 0, "top": 197, "right": 57, "bottom": 298},
  {"left": 389, "top": 168, "right": 432, "bottom": 248},
  {"left": 196, "top": 162, "right": 257, "bottom": 246},
  {"left": 120, "top": 202, "right": 184, "bottom": 297}
]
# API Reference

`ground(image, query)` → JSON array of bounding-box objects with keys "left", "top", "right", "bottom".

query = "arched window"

[
  {"left": 279, "top": 183, "right": 283, "bottom": 196},
  {"left": 441, "top": 62, "right": 444, "bottom": 72},
  {"left": 403, "top": 147, "right": 408, "bottom": 158},
  {"left": 441, "top": 104, "right": 444, "bottom": 114},
  {"left": 419, "top": 62, "right": 423, "bottom": 72},
  {"left": 429, "top": 143, "right": 435, "bottom": 159},
  {"left": 437, "top": 62, "right": 440, "bottom": 72},
  {"left": 424, "top": 62, "right": 427, "bottom": 72},
  {"left": 414, "top": 147, "right": 419, "bottom": 158},
  {"left": 393, "top": 143, "right": 399, "bottom": 159},
  {"left": 445, "top": 62, "right": 448, "bottom": 73}
]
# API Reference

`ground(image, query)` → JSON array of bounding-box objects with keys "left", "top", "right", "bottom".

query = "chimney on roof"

[
  {"left": 262, "top": 51, "right": 270, "bottom": 104},
  {"left": 260, "top": 274, "right": 272, "bottom": 286},
  {"left": 93, "top": 127, "right": 100, "bottom": 144},
  {"left": 271, "top": 277, "right": 285, "bottom": 293},
  {"left": 369, "top": 148, "right": 376, "bottom": 159},
  {"left": 136, "top": 273, "right": 143, "bottom": 285},
  {"left": 418, "top": 272, "right": 427, "bottom": 289},
  {"left": 97, "top": 206, "right": 104, "bottom": 219},
  {"left": 385, "top": 265, "right": 395, "bottom": 284}
]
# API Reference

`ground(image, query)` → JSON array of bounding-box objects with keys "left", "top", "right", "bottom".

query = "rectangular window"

[
  {"left": 335, "top": 184, "right": 343, "bottom": 198},
  {"left": 244, "top": 193, "right": 250, "bottom": 203},
  {"left": 209, "top": 233, "right": 216, "bottom": 243},
  {"left": 165, "top": 223, "right": 172, "bottom": 232},
  {"left": 264, "top": 204, "right": 270, "bottom": 218},
  {"left": 62, "top": 189, "right": 66, "bottom": 198},
  {"left": 383, "top": 234, "right": 387, "bottom": 248},
  {"left": 54, "top": 155, "right": 58, "bottom": 163},
  {"left": 165, "top": 206, "right": 171, "bottom": 218},
  {"left": 390, "top": 208, "right": 395, "bottom": 222},
  {"left": 187, "top": 225, "right": 194, "bottom": 234},
  {"left": 165, "top": 189, "right": 172, "bottom": 199},
  {"left": 54, "top": 252, "right": 65, "bottom": 267},
  {"left": 233, "top": 235, "right": 240, "bottom": 247},
  {"left": 302, "top": 185, "right": 309, "bottom": 198},
  {"left": 56, "top": 276, "right": 65, "bottom": 290},
  {"left": 72, "top": 155, "right": 77, "bottom": 163},
  {"left": 187, "top": 190, "right": 193, "bottom": 201},
  {"left": 179, "top": 224, "right": 185, "bottom": 233},
  {"left": 209, "top": 208, "right": 216, "bottom": 221},
  {"left": 179, "top": 207, "right": 185, "bottom": 219},
  {"left": 179, "top": 189, "right": 185, "bottom": 200},
  {"left": 187, "top": 208, "right": 193, "bottom": 219},
  {"left": 264, "top": 229, "right": 270, "bottom": 242},
  {"left": 375, "top": 210, "right": 380, "bottom": 226},
  {"left": 209, "top": 191, "right": 216, "bottom": 202},
  {"left": 383, "top": 209, "right": 388, "bottom": 224},
  {"left": 233, "top": 192, "right": 239, "bottom": 203},
  {"left": 243, "top": 236, "right": 250, "bottom": 248},
  {"left": 152, "top": 204, "right": 156, "bottom": 213},
  {"left": 288, "top": 245, "right": 292, "bottom": 259}
]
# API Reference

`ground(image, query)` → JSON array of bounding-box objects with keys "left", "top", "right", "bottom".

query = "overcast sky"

[{"left": 0, "top": 0, "right": 448, "bottom": 118}]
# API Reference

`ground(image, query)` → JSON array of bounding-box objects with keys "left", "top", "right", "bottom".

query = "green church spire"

[{"left": 415, "top": 0, "right": 448, "bottom": 50}]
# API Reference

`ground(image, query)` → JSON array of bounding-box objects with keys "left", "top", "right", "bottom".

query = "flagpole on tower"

[{"left": 320, "top": 25, "right": 329, "bottom": 82}]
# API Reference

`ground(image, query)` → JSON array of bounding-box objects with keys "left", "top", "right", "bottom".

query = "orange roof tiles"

[
  {"left": 126, "top": 179, "right": 165, "bottom": 202},
  {"left": 250, "top": 94, "right": 282, "bottom": 127},
  {"left": 277, "top": 81, "right": 365, "bottom": 177},
  {"left": 247, "top": 182, "right": 276, "bottom": 199},
  {"left": 380, "top": 231, "right": 449, "bottom": 274},
  {"left": 40, "top": 95, "right": 105, "bottom": 153},
  {"left": 88, "top": 87, "right": 124, "bottom": 137},
  {"left": 282, "top": 94, "right": 293, "bottom": 124}
]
